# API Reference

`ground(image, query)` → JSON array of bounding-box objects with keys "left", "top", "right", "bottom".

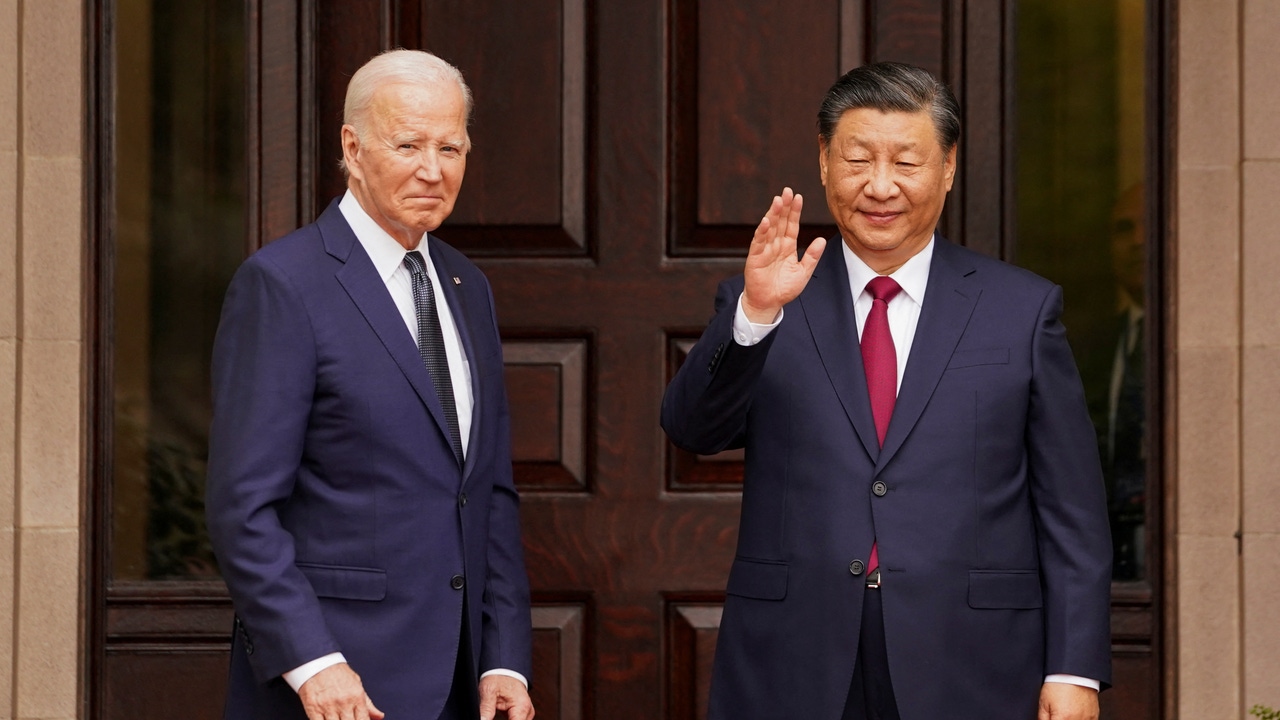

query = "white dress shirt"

[
  {"left": 282, "top": 191, "right": 525, "bottom": 692},
  {"left": 731, "top": 235, "right": 1099, "bottom": 692}
]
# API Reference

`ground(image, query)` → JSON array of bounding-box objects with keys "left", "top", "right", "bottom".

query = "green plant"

[{"left": 1250, "top": 704, "right": 1280, "bottom": 720}]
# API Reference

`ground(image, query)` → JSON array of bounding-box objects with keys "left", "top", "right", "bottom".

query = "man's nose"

[
  {"left": 863, "top": 162, "right": 900, "bottom": 199},
  {"left": 415, "top": 150, "right": 443, "bottom": 181}
]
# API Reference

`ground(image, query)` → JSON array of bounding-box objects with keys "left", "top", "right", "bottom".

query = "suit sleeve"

[
  {"left": 1025, "top": 285, "right": 1114, "bottom": 687},
  {"left": 661, "top": 277, "right": 776, "bottom": 455},
  {"left": 476, "top": 281, "right": 534, "bottom": 680},
  {"left": 206, "top": 255, "right": 340, "bottom": 682}
]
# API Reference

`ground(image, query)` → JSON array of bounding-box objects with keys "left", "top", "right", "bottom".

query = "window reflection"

[
  {"left": 112, "top": 0, "right": 245, "bottom": 580},
  {"left": 1015, "top": 0, "right": 1147, "bottom": 580}
]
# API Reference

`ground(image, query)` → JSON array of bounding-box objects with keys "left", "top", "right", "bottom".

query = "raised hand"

[{"left": 741, "top": 187, "right": 827, "bottom": 323}]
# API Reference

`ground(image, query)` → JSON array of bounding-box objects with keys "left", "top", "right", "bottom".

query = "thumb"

[
  {"left": 366, "top": 695, "right": 385, "bottom": 720},
  {"left": 800, "top": 236, "right": 827, "bottom": 272}
]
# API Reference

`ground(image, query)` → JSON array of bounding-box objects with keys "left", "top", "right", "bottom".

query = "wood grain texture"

[{"left": 87, "top": 1, "right": 1167, "bottom": 717}]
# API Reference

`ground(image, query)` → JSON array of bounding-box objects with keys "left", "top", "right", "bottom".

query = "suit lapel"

[
  {"left": 319, "top": 203, "right": 458, "bottom": 454},
  {"left": 798, "top": 240, "right": 881, "bottom": 462},
  {"left": 428, "top": 236, "right": 483, "bottom": 485},
  {"left": 875, "top": 238, "right": 980, "bottom": 472}
]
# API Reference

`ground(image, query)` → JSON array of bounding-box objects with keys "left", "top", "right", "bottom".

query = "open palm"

[{"left": 741, "top": 187, "right": 827, "bottom": 323}]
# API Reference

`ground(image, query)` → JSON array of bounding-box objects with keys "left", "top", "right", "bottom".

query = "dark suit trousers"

[
  {"left": 439, "top": 597, "right": 479, "bottom": 720},
  {"left": 842, "top": 587, "right": 902, "bottom": 720}
]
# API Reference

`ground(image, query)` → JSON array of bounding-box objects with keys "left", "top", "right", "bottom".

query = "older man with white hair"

[{"left": 207, "top": 49, "right": 535, "bottom": 720}]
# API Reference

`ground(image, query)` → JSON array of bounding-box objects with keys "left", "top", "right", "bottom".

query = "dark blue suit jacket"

[
  {"left": 661, "top": 237, "right": 1111, "bottom": 720},
  {"left": 207, "top": 199, "right": 532, "bottom": 719}
]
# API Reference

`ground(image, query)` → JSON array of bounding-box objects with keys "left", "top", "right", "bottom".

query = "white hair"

[{"left": 339, "top": 49, "right": 473, "bottom": 173}]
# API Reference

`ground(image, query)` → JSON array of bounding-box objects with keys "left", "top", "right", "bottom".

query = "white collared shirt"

[{"left": 339, "top": 190, "right": 473, "bottom": 456}]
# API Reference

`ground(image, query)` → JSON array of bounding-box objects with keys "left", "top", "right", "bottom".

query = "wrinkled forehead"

[
  {"left": 365, "top": 81, "right": 467, "bottom": 129},
  {"left": 825, "top": 109, "right": 946, "bottom": 154}
]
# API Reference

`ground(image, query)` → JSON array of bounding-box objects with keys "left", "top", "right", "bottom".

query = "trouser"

[
  {"left": 841, "top": 583, "right": 902, "bottom": 720},
  {"left": 438, "top": 599, "right": 479, "bottom": 720}
]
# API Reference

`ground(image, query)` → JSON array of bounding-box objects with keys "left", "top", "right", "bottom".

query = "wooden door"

[{"left": 88, "top": 1, "right": 1167, "bottom": 718}]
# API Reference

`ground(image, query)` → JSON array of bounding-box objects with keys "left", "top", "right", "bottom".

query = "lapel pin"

[{"left": 453, "top": 277, "right": 462, "bottom": 285}]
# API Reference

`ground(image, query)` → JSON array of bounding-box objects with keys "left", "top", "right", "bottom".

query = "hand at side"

[
  {"left": 741, "top": 187, "right": 827, "bottom": 323},
  {"left": 297, "top": 663, "right": 384, "bottom": 720},
  {"left": 1038, "top": 681, "right": 1099, "bottom": 720},
  {"left": 479, "top": 673, "right": 535, "bottom": 720}
]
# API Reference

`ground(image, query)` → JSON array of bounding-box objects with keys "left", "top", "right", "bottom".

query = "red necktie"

[{"left": 862, "top": 276, "right": 902, "bottom": 574}]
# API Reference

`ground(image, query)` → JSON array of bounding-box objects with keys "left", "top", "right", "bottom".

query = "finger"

[
  {"left": 786, "top": 192, "right": 804, "bottom": 238},
  {"left": 365, "top": 696, "right": 385, "bottom": 720},
  {"left": 478, "top": 685, "right": 497, "bottom": 720},
  {"left": 799, "top": 236, "right": 827, "bottom": 272},
  {"left": 748, "top": 214, "right": 774, "bottom": 255},
  {"left": 508, "top": 702, "right": 535, "bottom": 720},
  {"left": 764, "top": 193, "right": 787, "bottom": 240}
]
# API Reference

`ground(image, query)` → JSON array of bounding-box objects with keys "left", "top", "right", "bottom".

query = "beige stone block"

[
  {"left": 1243, "top": 161, "right": 1280, "bottom": 346},
  {"left": 1243, "top": 346, "right": 1280, "bottom": 533},
  {"left": 20, "top": 155, "right": 81, "bottom": 342},
  {"left": 13, "top": 527, "right": 79, "bottom": 719},
  {"left": 1, "top": 148, "right": 16, "bottom": 340},
  {"left": 17, "top": 339, "right": 80, "bottom": 529},
  {"left": 1244, "top": 533, "right": 1280, "bottom": 711},
  {"left": 1177, "top": 166, "right": 1240, "bottom": 349},
  {"left": 1177, "top": 534, "right": 1241, "bottom": 720},
  {"left": 0, "top": 0, "right": 17, "bottom": 152},
  {"left": 1177, "top": 346, "right": 1241, "bottom": 537},
  {"left": 20, "top": 0, "right": 81, "bottom": 158},
  {"left": 1, "top": 337, "right": 15, "bottom": 529},
  {"left": 0, "top": 527, "right": 14, "bottom": 718},
  {"left": 1244, "top": 0, "right": 1280, "bottom": 159},
  {"left": 1178, "top": 0, "right": 1240, "bottom": 168}
]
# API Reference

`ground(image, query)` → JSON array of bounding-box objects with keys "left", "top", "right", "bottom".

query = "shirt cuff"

[
  {"left": 732, "top": 293, "right": 783, "bottom": 346},
  {"left": 1044, "top": 674, "right": 1101, "bottom": 691},
  {"left": 284, "top": 652, "right": 347, "bottom": 692},
  {"left": 480, "top": 668, "right": 529, "bottom": 689}
]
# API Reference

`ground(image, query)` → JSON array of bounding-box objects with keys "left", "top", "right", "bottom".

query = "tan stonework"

[
  {"left": 2, "top": 1, "right": 86, "bottom": 719},
  {"left": 1178, "top": 0, "right": 1280, "bottom": 717}
]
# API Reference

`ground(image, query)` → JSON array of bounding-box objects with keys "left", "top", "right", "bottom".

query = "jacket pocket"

[
  {"left": 967, "top": 570, "right": 1042, "bottom": 609},
  {"left": 297, "top": 562, "right": 387, "bottom": 601},
  {"left": 947, "top": 347, "right": 1010, "bottom": 369},
  {"left": 725, "top": 557, "right": 788, "bottom": 600}
]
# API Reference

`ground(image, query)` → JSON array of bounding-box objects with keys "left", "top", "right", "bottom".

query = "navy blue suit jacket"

[
  {"left": 207, "top": 199, "right": 532, "bottom": 719},
  {"left": 661, "top": 237, "right": 1111, "bottom": 720}
]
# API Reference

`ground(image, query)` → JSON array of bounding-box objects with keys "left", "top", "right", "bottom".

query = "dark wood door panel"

[
  {"left": 92, "top": 1, "right": 1162, "bottom": 718},
  {"left": 104, "top": 645, "right": 231, "bottom": 720}
]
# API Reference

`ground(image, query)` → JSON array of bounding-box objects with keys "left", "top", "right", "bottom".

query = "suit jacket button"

[
  {"left": 849, "top": 559, "right": 865, "bottom": 576},
  {"left": 451, "top": 574, "right": 465, "bottom": 590},
  {"left": 872, "top": 481, "right": 888, "bottom": 497},
  {"left": 459, "top": 492, "right": 468, "bottom": 508}
]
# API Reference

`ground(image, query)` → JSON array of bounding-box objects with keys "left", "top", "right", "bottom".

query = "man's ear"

[
  {"left": 818, "top": 137, "right": 830, "bottom": 187},
  {"left": 341, "top": 125, "right": 362, "bottom": 179},
  {"left": 943, "top": 144, "right": 957, "bottom": 191}
]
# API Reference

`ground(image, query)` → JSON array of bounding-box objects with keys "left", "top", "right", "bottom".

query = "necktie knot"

[
  {"left": 866, "top": 275, "right": 902, "bottom": 304},
  {"left": 404, "top": 250, "right": 427, "bottom": 276}
]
